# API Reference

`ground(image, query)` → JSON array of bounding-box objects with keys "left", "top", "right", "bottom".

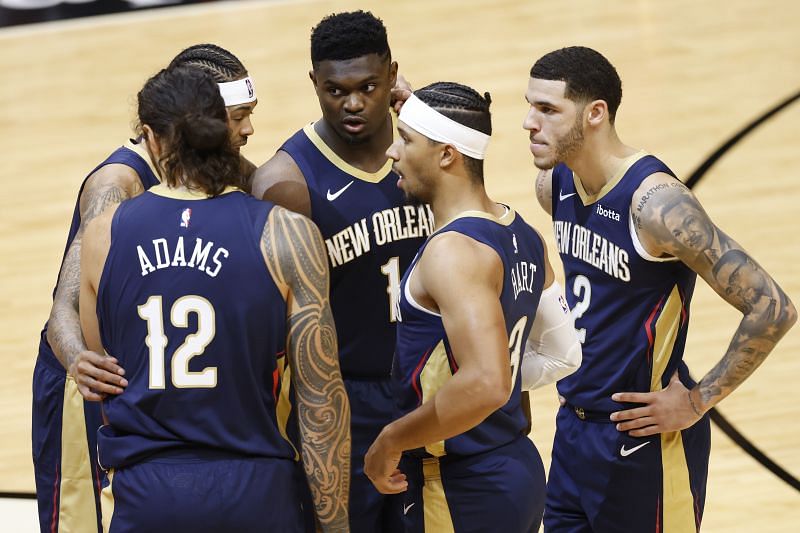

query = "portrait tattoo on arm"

[
  {"left": 262, "top": 207, "right": 351, "bottom": 532},
  {"left": 635, "top": 180, "right": 797, "bottom": 408},
  {"left": 48, "top": 180, "right": 131, "bottom": 369}
]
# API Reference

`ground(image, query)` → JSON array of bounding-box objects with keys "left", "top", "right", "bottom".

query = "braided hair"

[
  {"left": 168, "top": 43, "right": 248, "bottom": 82},
  {"left": 414, "top": 82, "right": 492, "bottom": 182}
]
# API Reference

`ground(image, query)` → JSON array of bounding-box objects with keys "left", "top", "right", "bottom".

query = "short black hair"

[
  {"left": 414, "top": 81, "right": 492, "bottom": 183},
  {"left": 530, "top": 46, "right": 622, "bottom": 124},
  {"left": 310, "top": 10, "right": 390, "bottom": 68},
  {"left": 168, "top": 43, "right": 248, "bottom": 83}
]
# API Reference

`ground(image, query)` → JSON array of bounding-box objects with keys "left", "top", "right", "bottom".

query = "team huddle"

[{"left": 31, "top": 10, "right": 795, "bottom": 533}]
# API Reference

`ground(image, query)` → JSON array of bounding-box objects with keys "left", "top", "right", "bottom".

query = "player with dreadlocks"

[
  {"left": 365, "top": 82, "right": 581, "bottom": 532},
  {"left": 33, "top": 43, "right": 256, "bottom": 533}
]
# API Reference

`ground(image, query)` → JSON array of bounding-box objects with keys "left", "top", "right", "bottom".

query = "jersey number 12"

[{"left": 138, "top": 295, "right": 218, "bottom": 389}]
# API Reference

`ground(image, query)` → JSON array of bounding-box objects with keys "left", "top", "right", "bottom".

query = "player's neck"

[
  {"left": 568, "top": 133, "right": 638, "bottom": 196},
  {"left": 431, "top": 180, "right": 499, "bottom": 230},
  {"left": 315, "top": 113, "right": 393, "bottom": 173}
]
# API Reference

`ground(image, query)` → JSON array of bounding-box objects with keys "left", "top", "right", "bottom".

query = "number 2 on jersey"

[
  {"left": 138, "top": 295, "right": 218, "bottom": 389},
  {"left": 572, "top": 275, "right": 591, "bottom": 343}
]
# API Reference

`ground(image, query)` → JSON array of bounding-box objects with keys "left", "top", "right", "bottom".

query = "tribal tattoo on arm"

[
  {"left": 47, "top": 176, "right": 134, "bottom": 371},
  {"left": 262, "top": 207, "right": 351, "bottom": 532},
  {"left": 634, "top": 177, "right": 797, "bottom": 410}
]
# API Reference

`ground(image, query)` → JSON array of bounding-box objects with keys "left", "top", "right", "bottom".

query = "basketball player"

[
  {"left": 78, "top": 66, "right": 350, "bottom": 532},
  {"left": 34, "top": 44, "right": 256, "bottom": 532},
  {"left": 524, "top": 46, "right": 797, "bottom": 531},
  {"left": 251, "top": 11, "right": 432, "bottom": 532},
  {"left": 364, "top": 82, "right": 581, "bottom": 532}
]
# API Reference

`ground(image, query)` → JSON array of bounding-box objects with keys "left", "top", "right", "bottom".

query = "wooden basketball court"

[{"left": 1, "top": 0, "right": 798, "bottom": 530}]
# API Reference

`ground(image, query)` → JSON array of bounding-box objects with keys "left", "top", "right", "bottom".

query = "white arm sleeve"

[{"left": 521, "top": 282, "right": 582, "bottom": 391}]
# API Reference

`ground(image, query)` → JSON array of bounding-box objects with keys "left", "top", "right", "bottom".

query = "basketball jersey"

[
  {"left": 551, "top": 151, "right": 697, "bottom": 412},
  {"left": 37, "top": 142, "right": 160, "bottom": 371},
  {"left": 279, "top": 122, "right": 433, "bottom": 379},
  {"left": 393, "top": 209, "right": 546, "bottom": 457},
  {"left": 96, "top": 185, "right": 295, "bottom": 469}
]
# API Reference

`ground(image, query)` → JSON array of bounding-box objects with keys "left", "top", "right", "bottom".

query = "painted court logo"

[{"left": 180, "top": 208, "right": 192, "bottom": 228}]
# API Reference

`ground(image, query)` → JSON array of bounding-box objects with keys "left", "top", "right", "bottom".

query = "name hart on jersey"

[
  {"left": 137, "top": 237, "right": 229, "bottom": 278},
  {"left": 553, "top": 220, "right": 631, "bottom": 281},
  {"left": 325, "top": 204, "right": 435, "bottom": 268},
  {"left": 511, "top": 261, "right": 538, "bottom": 300}
]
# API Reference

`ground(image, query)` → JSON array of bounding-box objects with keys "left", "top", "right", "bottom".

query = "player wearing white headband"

[
  {"left": 364, "top": 82, "right": 581, "bottom": 532},
  {"left": 35, "top": 44, "right": 255, "bottom": 533}
]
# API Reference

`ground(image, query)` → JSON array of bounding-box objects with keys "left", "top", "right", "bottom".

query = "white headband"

[
  {"left": 398, "top": 93, "right": 490, "bottom": 159},
  {"left": 217, "top": 76, "right": 257, "bottom": 107}
]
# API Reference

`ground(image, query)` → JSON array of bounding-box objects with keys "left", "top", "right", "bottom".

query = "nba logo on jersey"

[
  {"left": 246, "top": 79, "right": 254, "bottom": 98},
  {"left": 558, "top": 294, "right": 569, "bottom": 314},
  {"left": 180, "top": 208, "right": 192, "bottom": 228}
]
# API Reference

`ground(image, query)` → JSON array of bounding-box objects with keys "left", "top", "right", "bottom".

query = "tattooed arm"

[
  {"left": 534, "top": 169, "right": 554, "bottom": 216},
  {"left": 611, "top": 173, "right": 797, "bottom": 436},
  {"left": 47, "top": 165, "right": 140, "bottom": 399},
  {"left": 261, "top": 206, "right": 350, "bottom": 532}
]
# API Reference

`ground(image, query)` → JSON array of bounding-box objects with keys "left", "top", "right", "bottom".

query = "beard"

[
  {"left": 534, "top": 115, "right": 584, "bottom": 170},
  {"left": 553, "top": 115, "right": 584, "bottom": 163}
]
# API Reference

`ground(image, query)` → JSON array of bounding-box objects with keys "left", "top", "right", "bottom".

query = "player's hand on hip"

[
  {"left": 364, "top": 431, "right": 407, "bottom": 495},
  {"left": 610, "top": 371, "right": 703, "bottom": 436},
  {"left": 69, "top": 350, "right": 128, "bottom": 401}
]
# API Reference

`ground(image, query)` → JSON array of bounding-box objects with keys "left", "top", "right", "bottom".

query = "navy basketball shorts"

[
  {"left": 101, "top": 453, "right": 303, "bottom": 532},
  {"left": 545, "top": 405, "right": 711, "bottom": 533},
  {"left": 32, "top": 353, "right": 103, "bottom": 533},
  {"left": 399, "top": 435, "right": 546, "bottom": 533},
  {"left": 345, "top": 377, "right": 405, "bottom": 533}
]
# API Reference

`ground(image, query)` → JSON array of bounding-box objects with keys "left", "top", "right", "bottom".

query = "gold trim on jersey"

[
  {"left": 422, "top": 458, "right": 456, "bottom": 533},
  {"left": 59, "top": 376, "right": 100, "bottom": 532},
  {"left": 124, "top": 139, "right": 161, "bottom": 180},
  {"left": 302, "top": 119, "right": 394, "bottom": 184},
  {"left": 434, "top": 205, "right": 516, "bottom": 233},
  {"left": 101, "top": 469, "right": 115, "bottom": 533},
  {"left": 573, "top": 150, "right": 648, "bottom": 206},
  {"left": 650, "top": 285, "right": 696, "bottom": 532},
  {"left": 420, "top": 341, "right": 453, "bottom": 457},
  {"left": 276, "top": 356, "right": 300, "bottom": 461},
  {"left": 661, "top": 431, "right": 695, "bottom": 532},
  {"left": 148, "top": 183, "right": 243, "bottom": 200}
]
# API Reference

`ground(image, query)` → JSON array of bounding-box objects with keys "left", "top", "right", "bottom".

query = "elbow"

[
  {"left": 565, "top": 342, "right": 582, "bottom": 371},
  {"left": 482, "top": 372, "right": 513, "bottom": 411},
  {"left": 463, "top": 369, "right": 511, "bottom": 413},
  {"left": 780, "top": 298, "right": 798, "bottom": 334}
]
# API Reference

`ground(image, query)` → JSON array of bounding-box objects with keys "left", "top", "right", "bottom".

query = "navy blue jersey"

[
  {"left": 280, "top": 123, "right": 432, "bottom": 379},
  {"left": 393, "top": 209, "right": 546, "bottom": 457},
  {"left": 96, "top": 185, "right": 295, "bottom": 468},
  {"left": 551, "top": 152, "right": 697, "bottom": 412},
  {"left": 38, "top": 143, "right": 160, "bottom": 371}
]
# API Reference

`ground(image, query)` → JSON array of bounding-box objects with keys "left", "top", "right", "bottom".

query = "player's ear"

[
  {"left": 309, "top": 69, "right": 317, "bottom": 88},
  {"left": 586, "top": 100, "right": 607, "bottom": 127},
  {"left": 439, "top": 144, "right": 457, "bottom": 169}
]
